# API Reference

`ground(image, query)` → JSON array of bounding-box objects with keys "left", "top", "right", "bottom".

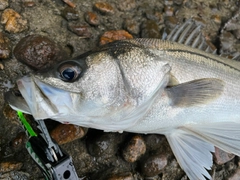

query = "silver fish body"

[{"left": 5, "top": 38, "right": 240, "bottom": 180}]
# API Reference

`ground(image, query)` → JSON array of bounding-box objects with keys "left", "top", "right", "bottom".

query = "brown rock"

[
  {"left": 22, "top": 0, "right": 35, "bottom": 7},
  {"left": 213, "top": 147, "right": 235, "bottom": 165},
  {"left": 84, "top": 12, "right": 100, "bottom": 26},
  {"left": 3, "top": 104, "right": 18, "bottom": 121},
  {"left": 0, "top": 0, "right": 8, "bottom": 10},
  {"left": 1, "top": 8, "right": 27, "bottom": 33},
  {"left": 51, "top": 124, "right": 87, "bottom": 145},
  {"left": 13, "top": 34, "right": 67, "bottom": 70},
  {"left": 117, "top": 0, "right": 136, "bottom": 11},
  {"left": 141, "top": 154, "right": 168, "bottom": 177},
  {"left": 0, "top": 162, "right": 23, "bottom": 173},
  {"left": 100, "top": 30, "right": 133, "bottom": 45},
  {"left": 62, "top": 6, "right": 79, "bottom": 21},
  {"left": 0, "top": 32, "right": 11, "bottom": 59},
  {"left": 68, "top": 23, "right": 92, "bottom": 38},
  {"left": 122, "top": 135, "right": 146, "bottom": 163},
  {"left": 94, "top": 2, "right": 114, "bottom": 15},
  {"left": 123, "top": 19, "right": 140, "bottom": 35},
  {"left": 11, "top": 132, "right": 27, "bottom": 150},
  {"left": 107, "top": 172, "right": 134, "bottom": 180},
  {"left": 141, "top": 20, "right": 161, "bottom": 38}
]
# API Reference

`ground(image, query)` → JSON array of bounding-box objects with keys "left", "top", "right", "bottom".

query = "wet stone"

[
  {"left": 99, "top": 30, "right": 133, "bottom": 45},
  {"left": 0, "top": 162, "right": 23, "bottom": 173},
  {"left": 117, "top": 0, "right": 136, "bottom": 11},
  {"left": 61, "top": 6, "right": 79, "bottom": 21},
  {"left": 10, "top": 132, "right": 27, "bottom": 150},
  {"left": 50, "top": 124, "right": 87, "bottom": 145},
  {"left": 141, "top": 20, "right": 161, "bottom": 38},
  {"left": 0, "top": 0, "right": 8, "bottom": 10},
  {"left": 213, "top": 147, "right": 235, "bottom": 165},
  {"left": 68, "top": 23, "right": 92, "bottom": 38},
  {"left": 94, "top": 2, "right": 114, "bottom": 15},
  {"left": 87, "top": 132, "right": 119, "bottom": 157},
  {"left": 1, "top": 8, "right": 28, "bottom": 33},
  {"left": 123, "top": 19, "right": 140, "bottom": 35},
  {"left": 13, "top": 34, "right": 67, "bottom": 70},
  {"left": 84, "top": 12, "right": 100, "bottom": 26},
  {"left": 0, "top": 32, "right": 11, "bottom": 59},
  {"left": 22, "top": 0, "right": 35, "bottom": 7},
  {"left": 141, "top": 154, "right": 168, "bottom": 177},
  {"left": 122, "top": 135, "right": 146, "bottom": 163},
  {"left": 145, "top": 11, "right": 164, "bottom": 24},
  {"left": 144, "top": 134, "right": 166, "bottom": 152}
]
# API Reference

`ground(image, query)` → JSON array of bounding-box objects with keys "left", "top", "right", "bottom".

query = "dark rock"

[
  {"left": 99, "top": 30, "right": 133, "bottom": 45},
  {"left": 50, "top": 124, "right": 87, "bottom": 145},
  {"left": 67, "top": 23, "right": 92, "bottom": 38},
  {"left": 117, "top": 0, "right": 136, "bottom": 11},
  {"left": 13, "top": 34, "right": 67, "bottom": 70},
  {"left": 213, "top": 147, "right": 235, "bottom": 165},
  {"left": 141, "top": 154, "right": 168, "bottom": 177},
  {"left": 0, "top": 32, "right": 11, "bottom": 59},
  {"left": 0, "top": 8, "right": 27, "bottom": 33},
  {"left": 123, "top": 19, "right": 140, "bottom": 35},
  {"left": 10, "top": 132, "right": 27, "bottom": 150},
  {"left": 141, "top": 20, "right": 161, "bottom": 38},
  {"left": 145, "top": 11, "right": 164, "bottom": 24},
  {"left": 122, "top": 135, "right": 146, "bottom": 163},
  {"left": 107, "top": 172, "right": 135, "bottom": 180},
  {"left": 94, "top": 2, "right": 114, "bottom": 15},
  {"left": 87, "top": 132, "right": 119, "bottom": 157},
  {"left": 84, "top": 12, "right": 100, "bottom": 26},
  {"left": 61, "top": 6, "right": 79, "bottom": 21},
  {"left": 144, "top": 134, "right": 166, "bottom": 152}
]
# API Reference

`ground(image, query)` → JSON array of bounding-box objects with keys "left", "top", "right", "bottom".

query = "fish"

[{"left": 4, "top": 23, "right": 240, "bottom": 179}]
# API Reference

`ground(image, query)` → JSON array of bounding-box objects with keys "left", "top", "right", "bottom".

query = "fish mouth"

[{"left": 4, "top": 75, "right": 74, "bottom": 120}]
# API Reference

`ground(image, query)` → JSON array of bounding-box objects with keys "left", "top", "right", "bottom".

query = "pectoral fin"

[{"left": 167, "top": 78, "right": 224, "bottom": 107}]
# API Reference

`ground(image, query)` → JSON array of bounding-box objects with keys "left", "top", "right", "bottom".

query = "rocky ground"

[{"left": 0, "top": 0, "right": 240, "bottom": 179}]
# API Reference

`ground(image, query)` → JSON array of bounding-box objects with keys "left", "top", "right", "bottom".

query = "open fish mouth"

[{"left": 4, "top": 75, "right": 74, "bottom": 120}]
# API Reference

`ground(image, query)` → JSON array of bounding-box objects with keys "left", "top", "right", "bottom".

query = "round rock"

[
  {"left": 84, "top": 12, "right": 100, "bottom": 26},
  {"left": 13, "top": 34, "right": 67, "bottom": 70},
  {"left": 141, "top": 154, "right": 168, "bottom": 177},
  {"left": 99, "top": 30, "right": 133, "bottom": 45},
  {"left": 94, "top": 2, "right": 114, "bottom": 15},
  {"left": 122, "top": 135, "right": 146, "bottom": 163},
  {"left": 68, "top": 23, "right": 92, "bottom": 38},
  {"left": 51, "top": 124, "right": 88, "bottom": 145}
]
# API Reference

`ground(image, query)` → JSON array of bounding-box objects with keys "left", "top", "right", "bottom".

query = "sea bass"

[{"left": 5, "top": 38, "right": 240, "bottom": 180}]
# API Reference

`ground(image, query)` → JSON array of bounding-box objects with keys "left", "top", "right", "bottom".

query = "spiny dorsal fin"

[{"left": 166, "top": 78, "right": 224, "bottom": 107}]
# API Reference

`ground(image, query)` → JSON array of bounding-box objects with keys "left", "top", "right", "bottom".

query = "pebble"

[
  {"left": 61, "top": 6, "right": 79, "bottom": 21},
  {"left": 0, "top": 32, "right": 11, "bottom": 59},
  {"left": 213, "top": 147, "right": 235, "bottom": 165},
  {"left": 141, "top": 20, "right": 161, "bottom": 38},
  {"left": 0, "top": 0, "right": 8, "bottom": 10},
  {"left": 164, "top": 6, "right": 174, "bottom": 16},
  {"left": 141, "top": 154, "right": 168, "bottom": 177},
  {"left": 0, "top": 162, "right": 23, "bottom": 173},
  {"left": 1, "top": 8, "right": 27, "bottom": 33},
  {"left": 13, "top": 34, "right": 67, "bottom": 70},
  {"left": 84, "top": 12, "right": 100, "bottom": 26},
  {"left": 3, "top": 104, "right": 18, "bottom": 121},
  {"left": 87, "top": 132, "right": 119, "bottom": 157},
  {"left": 94, "top": 2, "right": 114, "bottom": 15},
  {"left": 145, "top": 11, "right": 164, "bottom": 24},
  {"left": 122, "top": 135, "right": 146, "bottom": 163},
  {"left": 50, "top": 124, "right": 87, "bottom": 145},
  {"left": 99, "top": 30, "right": 133, "bottom": 45},
  {"left": 11, "top": 132, "right": 27, "bottom": 150},
  {"left": 144, "top": 134, "right": 166, "bottom": 152},
  {"left": 67, "top": 23, "right": 92, "bottom": 38},
  {"left": 211, "top": 14, "right": 221, "bottom": 24},
  {"left": 107, "top": 172, "right": 134, "bottom": 180},
  {"left": 117, "top": 0, "right": 136, "bottom": 11},
  {"left": 123, "top": 19, "right": 140, "bottom": 35},
  {"left": 22, "top": 0, "right": 35, "bottom": 7}
]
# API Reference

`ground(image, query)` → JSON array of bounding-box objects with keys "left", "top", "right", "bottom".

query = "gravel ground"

[{"left": 0, "top": 0, "right": 240, "bottom": 179}]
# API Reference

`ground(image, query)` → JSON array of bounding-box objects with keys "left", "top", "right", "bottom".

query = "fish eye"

[{"left": 58, "top": 63, "right": 82, "bottom": 82}]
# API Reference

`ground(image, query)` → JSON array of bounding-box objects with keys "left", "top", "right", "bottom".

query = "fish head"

[{"left": 5, "top": 40, "right": 170, "bottom": 131}]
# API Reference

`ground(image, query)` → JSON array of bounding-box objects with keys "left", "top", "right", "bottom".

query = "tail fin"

[{"left": 166, "top": 122, "right": 240, "bottom": 180}]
